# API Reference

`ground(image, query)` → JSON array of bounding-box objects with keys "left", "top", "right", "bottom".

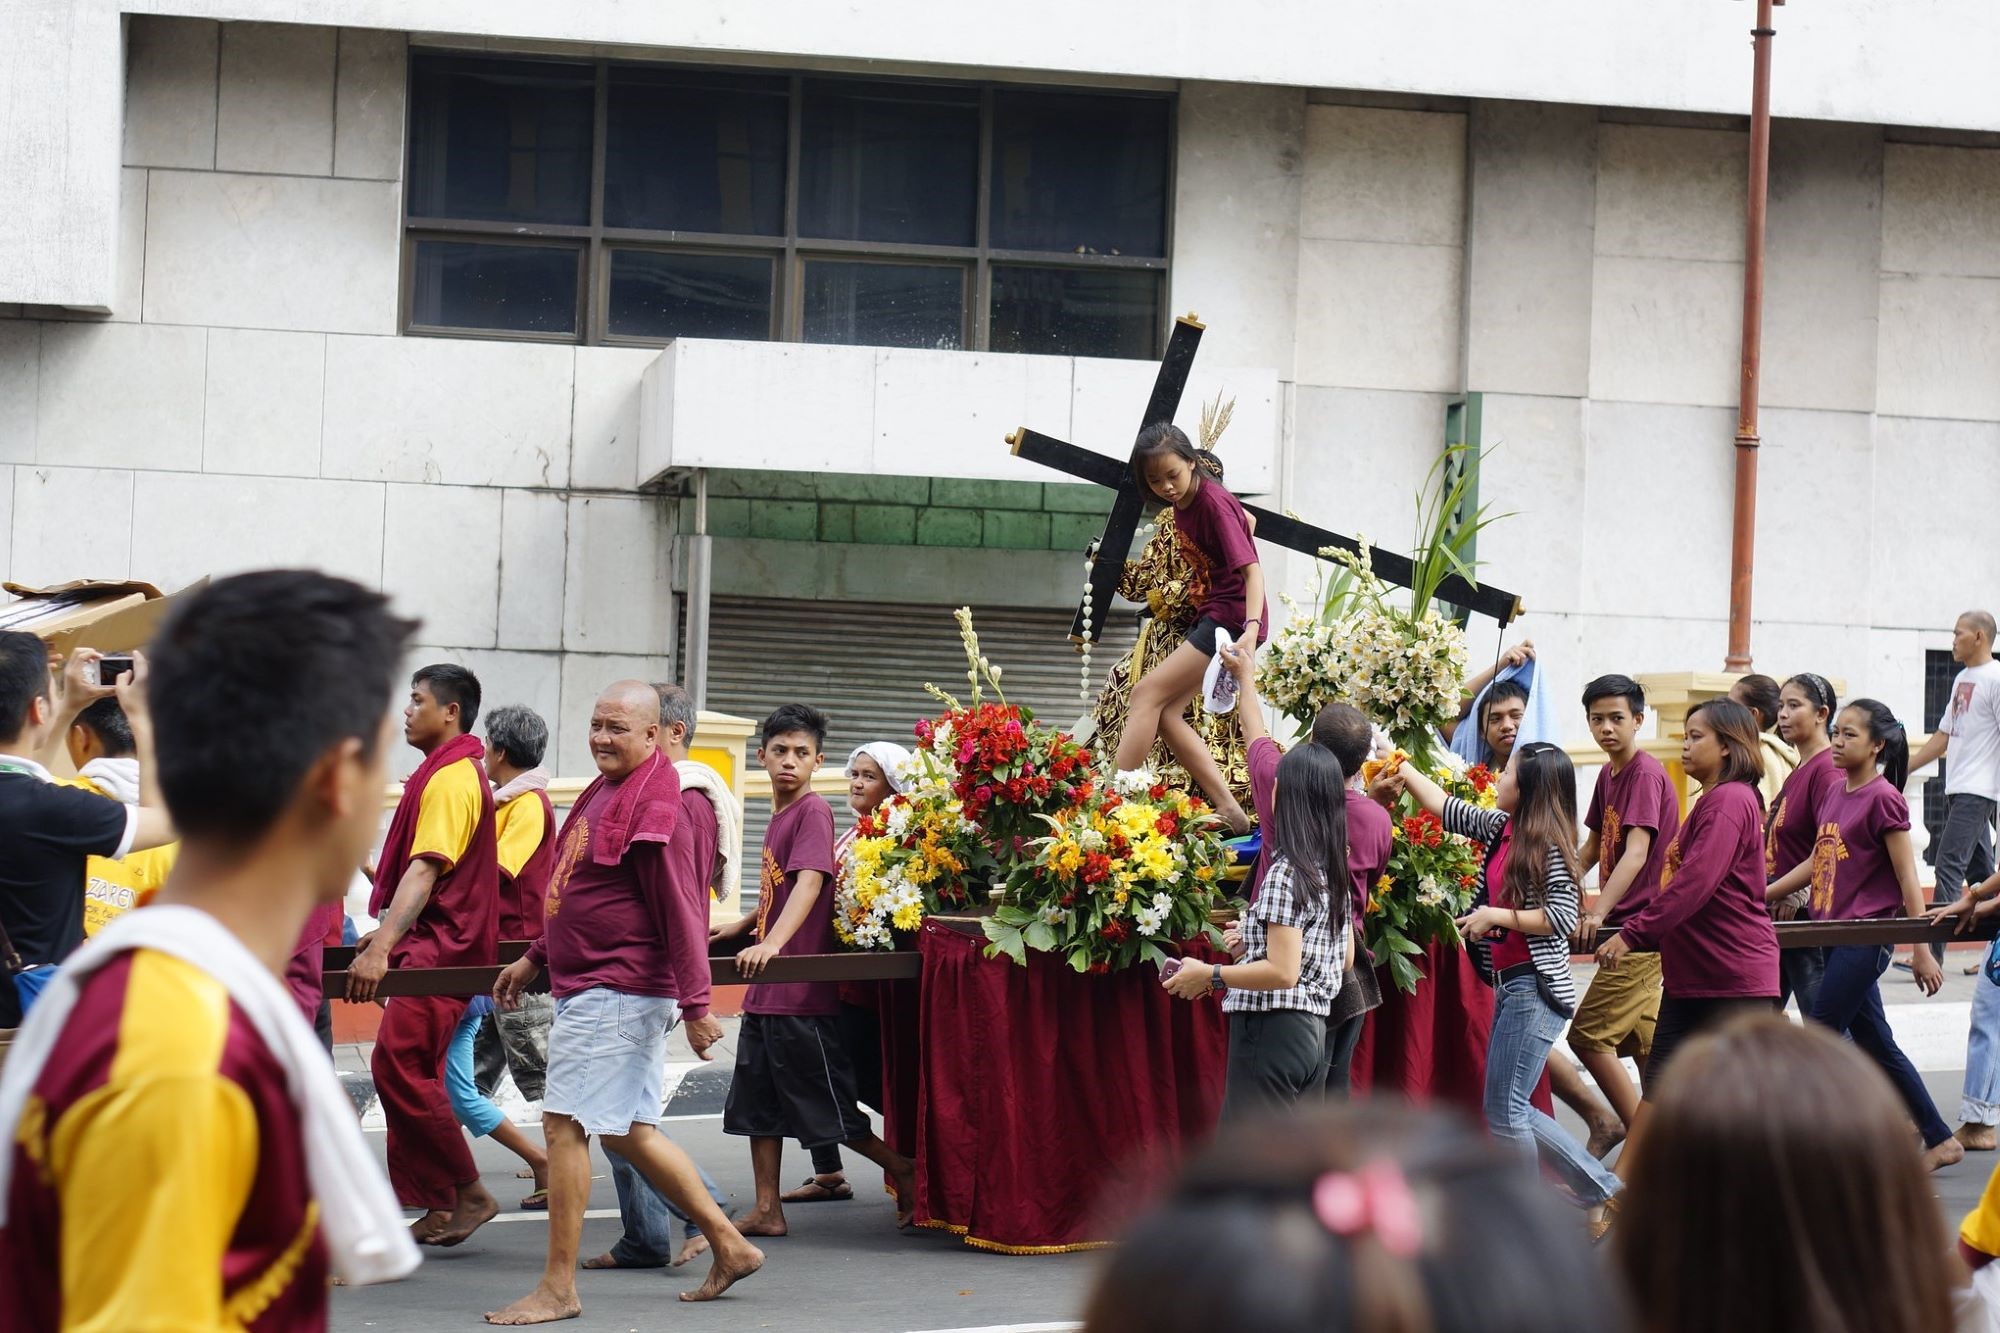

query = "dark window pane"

[
  {"left": 990, "top": 92, "right": 1169, "bottom": 257},
  {"left": 410, "top": 240, "right": 578, "bottom": 335},
  {"left": 605, "top": 71, "right": 789, "bottom": 235},
  {"left": 800, "top": 82, "right": 977, "bottom": 246},
  {"left": 607, "top": 250, "right": 774, "bottom": 341},
  {"left": 989, "top": 266, "right": 1159, "bottom": 359},
  {"left": 802, "top": 261, "right": 964, "bottom": 350},
  {"left": 408, "top": 55, "right": 593, "bottom": 225}
]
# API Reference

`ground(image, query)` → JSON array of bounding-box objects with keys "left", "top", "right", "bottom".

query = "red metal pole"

[{"left": 1727, "top": 0, "right": 1776, "bottom": 673}]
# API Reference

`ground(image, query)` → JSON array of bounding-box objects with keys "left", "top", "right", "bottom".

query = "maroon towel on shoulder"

[
  {"left": 368, "top": 731, "right": 499, "bottom": 968},
  {"left": 570, "top": 748, "right": 680, "bottom": 867}
]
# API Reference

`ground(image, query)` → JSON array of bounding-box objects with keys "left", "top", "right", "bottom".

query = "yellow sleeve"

[
  {"left": 494, "top": 795, "right": 546, "bottom": 881},
  {"left": 1964, "top": 1162, "right": 2000, "bottom": 1257},
  {"left": 52, "top": 1073, "right": 258, "bottom": 1331},
  {"left": 410, "top": 758, "right": 482, "bottom": 870}
]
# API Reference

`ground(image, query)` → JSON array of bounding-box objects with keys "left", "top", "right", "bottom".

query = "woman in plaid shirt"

[{"left": 1165, "top": 746, "right": 1350, "bottom": 1119}]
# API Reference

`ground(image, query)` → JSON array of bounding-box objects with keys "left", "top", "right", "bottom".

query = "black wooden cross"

[{"left": 1007, "top": 312, "right": 1522, "bottom": 643}]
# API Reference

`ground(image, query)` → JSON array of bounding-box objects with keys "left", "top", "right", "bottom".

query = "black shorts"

[
  {"left": 1186, "top": 613, "right": 1242, "bottom": 653},
  {"left": 722, "top": 1013, "right": 873, "bottom": 1148},
  {"left": 1646, "top": 994, "right": 1778, "bottom": 1093}
]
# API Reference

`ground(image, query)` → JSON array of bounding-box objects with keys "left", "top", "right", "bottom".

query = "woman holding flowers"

[
  {"left": 785, "top": 742, "right": 911, "bottom": 1206},
  {"left": 1165, "top": 745, "right": 1349, "bottom": 1118},
  {"left": 1382, "top": 744, "right": 1622, "bottom": 1214}
]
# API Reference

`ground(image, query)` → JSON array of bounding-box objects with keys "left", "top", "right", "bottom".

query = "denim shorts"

[{"left": 542, "top": 988, "right": 680, "bottom": 1138}]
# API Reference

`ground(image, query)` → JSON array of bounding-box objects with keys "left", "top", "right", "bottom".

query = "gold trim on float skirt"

[{"left": 916, "top": 1217, "right": 1114, "bottom": 1255}]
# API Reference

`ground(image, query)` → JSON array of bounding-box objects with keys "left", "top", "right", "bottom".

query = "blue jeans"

[
  {"left": 1965, "top": 941, "right": 2000, "bottom": 1126},
  {"left": 1486, "top": 975, "right": 1621, "bottom": 1207},
  {"left": 606, "top": 1150, "right": 731, "bottom": 1259},
  {"left": 446, "top": 996, "right": 504, "bottom": 1138},
  {"left": 1812, "top": 944, "right": 1952, "bottom": 1147}
]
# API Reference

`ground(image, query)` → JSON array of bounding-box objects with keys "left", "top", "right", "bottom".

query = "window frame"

[{"left": 400, "top": 53, "right": 1176, "bottom": 356}]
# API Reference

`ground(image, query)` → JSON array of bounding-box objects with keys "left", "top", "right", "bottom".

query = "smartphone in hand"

[{"left": 1159, "top": 957, "right": 1185, "bottom": 983}]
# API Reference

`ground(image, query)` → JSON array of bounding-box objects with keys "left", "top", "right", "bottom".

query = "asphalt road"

[{"left": 333, "top": 961, "right": 2000, "bottom": 1332}]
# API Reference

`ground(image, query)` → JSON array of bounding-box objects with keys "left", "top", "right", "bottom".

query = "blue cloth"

[
  {"left": 11, "top": 965, "right": 58, "bottom": 1017},
  {"left": 447, "top": 1000, "right": 505, "bottom": 1138},
  {"left": 1485, "top": 974, "right": 1621, "bottom": 1207},
  {"left": 1451, "top": 657, "right": 1560, "bottom": 767},
  {"left": 607, "top": 1151, "right": 732, "bottom": 1255},
  {"left": 1965, "top": 942, "right": 2000, "bottom": 1126}
]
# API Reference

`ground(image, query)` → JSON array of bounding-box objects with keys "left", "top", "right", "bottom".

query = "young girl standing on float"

[
  {"left": 1765, "top": 673, "right": 1842, "bottom": 1015},
  {"left": 1767, "top": 698, "right": 1963, "bottom": 1171},
  {"left": 1165, "top": 745, "right": 1350, "bottom": 1117},
  {"left": 1384, "top": 745, "right": 1621, "bottom": 1213},
  {"left": 1113, "top": 422, "right": 1263, "bottom": 832}
]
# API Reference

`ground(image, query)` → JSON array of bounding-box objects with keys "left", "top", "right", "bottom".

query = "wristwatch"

[{"left": 1210, "top": 964, "right": 1227, "bottom": 994}]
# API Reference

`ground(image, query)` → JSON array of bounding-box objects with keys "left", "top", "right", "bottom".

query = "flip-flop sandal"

[
  {"left": 780, "top": 1177, "right": 853, "bottom": 1203},
  {"left": 519, "top": 1189, "right": 550, "bottom": 1211}
]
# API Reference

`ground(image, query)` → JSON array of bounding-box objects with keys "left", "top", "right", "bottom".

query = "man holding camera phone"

[{"left": 0, "top": 636, "right": 176, "bottom": 1026}]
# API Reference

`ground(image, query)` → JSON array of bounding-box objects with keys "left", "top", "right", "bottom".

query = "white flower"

[
  {"left": 1041, "top": 905, "right": 1070, "bottom": 926},
  {"left": 1112, "top": 768, "right": 1157, "bottom": 797}
]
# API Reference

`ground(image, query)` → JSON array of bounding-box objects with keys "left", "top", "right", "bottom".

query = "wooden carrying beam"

[{"left": 319, "top": 944, "right": 922, "bottom": 998}]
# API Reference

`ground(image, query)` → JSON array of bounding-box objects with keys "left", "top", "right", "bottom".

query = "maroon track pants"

[{"left": 372, "top": 994, "right": 478, "bottom": 1211}]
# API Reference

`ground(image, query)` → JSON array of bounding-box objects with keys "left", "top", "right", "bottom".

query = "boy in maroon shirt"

[
  {"left": 1568, "top": 674, "right": 1680, "bottom": 1143},
  {"left": 716, "top": 704, "right": 917, "bottom": 1235}
]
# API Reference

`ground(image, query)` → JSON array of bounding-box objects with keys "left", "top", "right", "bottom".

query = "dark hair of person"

[
  {"left": 484, "top": 704, "right": 547, "bottom": 770},
  {"left": 652, "top": 681, "right": 698, "bottom": 743},
  {"left": 75, "top": 697, "right": 135, "bottom": 758},
  {"left": 1840, "top": 699, "right": 1910, "bottom": 791},
  {"left": 1732, "top": 673, "right": 1783, "bottom": 733},
  {"left": 148, "top": 570, "right": 419, "bottom": 842},
  {"left": 1481, "top": 677, "right": 1531, "bottom": 735},
  {"left": 761, "top": 702, "right": 828, "bottom": 750},
  {"left": 1685, "top": 698, "right": 1765, "bottom": 788},
  {"left": 412, "top": 662, "right": 481, "bottom": 733},
  {"left": 1082, "top": 1102, "right": 1633, "bottom": 1333},
  {"left": 1268, "top": 745, "right": 1351, "bottom": 925},
  {"left": 1783, "top": 672, "right": 1839, "bottom": 735},
  {"left": 1131, "top": 421, "right": 1203, "bottom": 500},
  {"left": 1616, "top": 1016, "right": 1954, "bottom": 1333},
  {"left": 1581, "top": 673, "right": 1646, "bottom": 716},
  {"left": 0, "top": 630, "right": 50, "bottom": 743},
  {"left": 1501, "top": 742, "right": 1579, "bottom": 912},
  {"left": 1310, "top": 701, "right": 1373, "bottom": 779}
]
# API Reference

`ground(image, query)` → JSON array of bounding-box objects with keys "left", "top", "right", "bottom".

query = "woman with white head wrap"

[{"left": 779, "top": 739, "right": 914, "bottom": 1205}]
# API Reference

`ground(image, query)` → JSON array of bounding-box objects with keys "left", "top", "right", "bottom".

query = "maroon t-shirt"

[
  {"left": 1767, "top": 746, "right": 1840, "bottom": 887},
  {"left": 1585, "top": 750, "right": 1680, "bottom": 929},
  {"left": 1810, "top": 775, "right": 1912, "bottom": 922},
  {"left": 1344, "top": 789, "right": 1393, "bottom": 924},
  {"left": 1172, "top": 474, "right": 1268, "bottom": 640},
  {"left": 1245, "top": 736, "right": 1281, "bottom": 901},
  {"left": 1485, "top": 829, "right": 1533, "bottom": 970},
  {"left": 745, "top": 792, "right": 840, "bottom": 1017},
  {"left": 1617, "top": 781, "right": 1778, "bottom": 998},
  {"left": 528, "top": 780, "right": 715, "bottom": 1018}
]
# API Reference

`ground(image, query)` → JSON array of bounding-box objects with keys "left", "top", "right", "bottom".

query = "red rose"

[
  {"left": 1101, "top": 919, "right": 1129, "bottom": 942},
  {"left": 1148, "top": 783, "right": 1168, "bottom": 802},
  {"left": 1155, "top": 813, "right": 1179, "bottom": 838},
  {"left": 1088, "top": 962, "right": 1111, "bottom": 975}
]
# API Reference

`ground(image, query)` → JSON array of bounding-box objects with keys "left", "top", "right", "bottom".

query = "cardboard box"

[{"left": 0, "top": 578, "right": 203, "bottom": 655}]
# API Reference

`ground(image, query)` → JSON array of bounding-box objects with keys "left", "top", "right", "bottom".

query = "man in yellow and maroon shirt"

[
  {"left": 349, "top": 663, "right": 501, "bottom": 1246},
  {"left": 0, "top": 569, "right": 423, "bottom": 1330}
]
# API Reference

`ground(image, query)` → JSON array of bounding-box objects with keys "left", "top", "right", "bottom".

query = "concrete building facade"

[{"left": 1, "top": 3, "right": 1996, "bottom": 773}]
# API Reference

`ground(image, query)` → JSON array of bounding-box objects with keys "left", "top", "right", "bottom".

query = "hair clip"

[{"left": 1312, "top": 1161, "right": 1422, "bottom": 1257}]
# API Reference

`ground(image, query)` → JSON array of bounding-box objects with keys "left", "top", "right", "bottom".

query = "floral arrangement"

[
  {"left": 984, "top": 768, "right": 1230, "bottom": 972},
  {"left": 833, "top": 753, "right": 996, "bottom": 950},
  {"left": 1360, "top": 752, "right": 1498, "bottom": 991},
  {"left": 833, "top": 607, "right": 1228, "bottom": 972}
]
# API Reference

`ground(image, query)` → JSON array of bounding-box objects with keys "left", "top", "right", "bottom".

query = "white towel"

[
  {"left": 78, "top": 756, "right": 142, "bottom": 805},
  {"left": 675, "top": 759, "right": 743, "bottom": 897},
  {"left": 0, "top": 905, "right": 420, "bottom": 1286}
]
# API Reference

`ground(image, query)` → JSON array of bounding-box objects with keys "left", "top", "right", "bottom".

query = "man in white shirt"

[{"left": 1910, "top": 611, "right": 2000, "bottom": 1150}]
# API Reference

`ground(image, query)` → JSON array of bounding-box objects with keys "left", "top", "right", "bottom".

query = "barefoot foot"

[
  {"left": 410, "top": 1209, "right": 451, "bottom": 1245},
  {"left": 580, "top": 1252, "right": 663, "bottom": 1271},
  {"left": 673, "top": 1233, "right": 711, "bottom": 1267},
  {"left": 1585, "top": 1118, "right": 1627, "bottom": 1161},
  {"left": 1959, "top": 1123, "right": 1998, "bottom": 1152},
  {"left": 484, "top": 1284, "right": 582, "bottom": 1325},
  {"left": 435, "top": 1188, "right": 501, "bottom": 1247},
  {"left": 679, "top": 1244, "right": 764, "bottom": 1302},
  {"left": 735, "top": 1207, "right": 787, "bottom": 1237},
  {"left": 889, "top": 1161, "right": 919, "bottom": 1228},
  {"left": 1925, "top": 1136, "right": 1967, "bottom": 1172}
]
